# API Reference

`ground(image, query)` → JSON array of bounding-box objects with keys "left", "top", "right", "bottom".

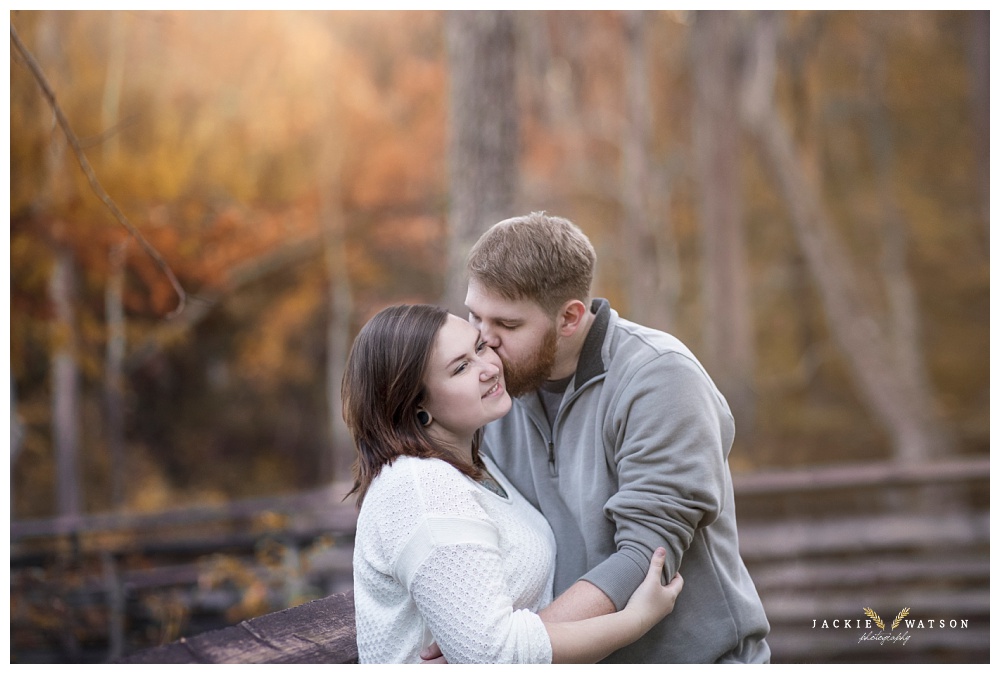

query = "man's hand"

[{"left": 419, "top": 642, "right": 447, "bottom": 664}]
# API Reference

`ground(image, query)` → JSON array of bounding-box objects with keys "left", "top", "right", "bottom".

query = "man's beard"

[{"left": 499, "top": 325, "right": 558, "bottom": 398}]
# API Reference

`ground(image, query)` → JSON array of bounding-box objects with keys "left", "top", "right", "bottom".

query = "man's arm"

[{"left": 581, "top": 352, "right": 730, "bottom": 609}]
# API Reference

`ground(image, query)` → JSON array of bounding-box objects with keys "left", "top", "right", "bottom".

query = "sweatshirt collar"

[{"left": 574, "top": 298, "right": 610, "bottom": 388}]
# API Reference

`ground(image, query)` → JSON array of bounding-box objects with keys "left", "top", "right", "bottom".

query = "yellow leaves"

[
  {"left": 237, "top": 281, "right": 324, "bottom": 386},
  {"left": 141, "top": 593, "right": 190, "bottom": 646},
  {"left": 12, "top": 10, "right": 449, "bottom": 294},
  {"left": 128, "top": 458, "right": 181, "bottom": 513},
  {"left": 353, "top": 144, "right": 424, "bottom": 207},
  {"left": 199, "top": 553, "right": 273, "bottom": 623},
  {"left": 370, "top": 215, "right": 442, "bottom": 252},
  {"left": 253, "top": 510, "right": 289, "bottom": 534}
]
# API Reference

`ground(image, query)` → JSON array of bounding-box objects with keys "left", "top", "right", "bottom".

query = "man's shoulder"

[
  {"left": 602, "top": 313, "right": 726, "bottom": 407},
  {"left": 606, "top": 314, "right": 699, "bottom": 369}
]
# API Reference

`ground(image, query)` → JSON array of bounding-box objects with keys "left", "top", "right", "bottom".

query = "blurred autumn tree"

[
  {"left": 443, "top": 10, "right": 519, "bottom": 312},
  {"left": 10, "top": 10, "right": 450, "bottom": 517},
  {"left": 9, "top": 10, "right": 988, "bottom": 520}
]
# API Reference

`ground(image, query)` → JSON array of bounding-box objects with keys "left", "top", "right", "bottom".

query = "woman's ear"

[{"left": 416, "top": 409, "right": 432, "bottom": 427}]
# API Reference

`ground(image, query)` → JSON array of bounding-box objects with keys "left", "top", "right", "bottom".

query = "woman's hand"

[
  {"left": 622, "top": 547, "right": 683, "bottom": 635},
  {"left": 539, "top": 548, "right": 683, "bottom": 663}
]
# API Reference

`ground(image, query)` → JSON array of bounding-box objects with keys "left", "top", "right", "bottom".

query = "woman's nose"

[{"left": 481, "top": 360, "right": 500, "bottom": 379}]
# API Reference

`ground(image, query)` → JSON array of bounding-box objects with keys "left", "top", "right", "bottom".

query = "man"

[{"left": 462, "top": 212, "right": 769, "bottom": 663}]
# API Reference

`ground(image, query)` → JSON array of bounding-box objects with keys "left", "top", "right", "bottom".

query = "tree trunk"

[
  {"left": 965, "top": 10, "right": 989, "bottom": 233},
  {"left": 102, "top": 12, "right": 128, "bottom": 509},
  {"left": 36, "top": 11, "right": 84, "bottom": 518},
  {"left": 104, "top": 240, "right": 128, "bottom": 509},
  {"left": 50, "top": 243, "right": 83, "bottom": 519},
  {"left": 691, "top": 10, "right": 755, "bottom": 437},
  {"left": 442, "top": 10, "right": 519, "bottom": 313},
  {"left": 11, "top": 377, "right": 25, "bottom": 516},
  {"left": 861, "top": 25, "right": 952, "bottom": 457},
  {"left": 322, "top": 169, "right": 354, "bottom": 488},
  {"left": 741, "top": 11, "right": 944, "bottom": 463},
  {"left": 621, "top": 10, "right": 674, "bottom": 333},
  {"left": 100, "top": 11, "right": 126, "bottom": 160}
]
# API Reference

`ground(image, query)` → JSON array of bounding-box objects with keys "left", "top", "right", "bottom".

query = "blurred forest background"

[{"left": 8, "top": 9, "right": 990, "bottom": 663}]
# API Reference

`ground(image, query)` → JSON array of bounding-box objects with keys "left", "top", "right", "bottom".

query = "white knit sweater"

[{"left": 353, "top": 454, "right": 556, "bottom": 663}]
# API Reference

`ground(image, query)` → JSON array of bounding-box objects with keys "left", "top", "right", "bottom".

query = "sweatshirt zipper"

[{"left": 544, "top": 370, "right": 606, "bottom": 478}]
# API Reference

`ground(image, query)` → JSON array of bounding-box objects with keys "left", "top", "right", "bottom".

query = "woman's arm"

[
  {"left": 544, "top": 548, "right": 682, "bottom": 664},
  {"left": 536, "top": 578, "right": 615, "bottom": 622},
  {"left": 420, "top": 547, "right": 683, "bottom": 664}
]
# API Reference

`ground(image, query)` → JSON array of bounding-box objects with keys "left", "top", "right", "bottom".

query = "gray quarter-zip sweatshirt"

[{"left": 482, "top": 299, "right": 770, "bottom": 663}]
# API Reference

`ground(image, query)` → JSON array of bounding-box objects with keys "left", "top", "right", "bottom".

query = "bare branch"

[{"left": 10, "top": 21, "right": 186, "bottom": 319}]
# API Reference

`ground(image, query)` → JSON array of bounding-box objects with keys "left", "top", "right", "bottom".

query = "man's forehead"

[{"left": 465, "top": 283, "right": 540, "bottom": 319}]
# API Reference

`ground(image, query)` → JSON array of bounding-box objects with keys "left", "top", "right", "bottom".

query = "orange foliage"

[{"left": 8, "top": 10, "right": 987, "bottom": 518}]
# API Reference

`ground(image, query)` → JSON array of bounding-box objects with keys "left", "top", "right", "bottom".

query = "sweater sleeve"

[
  {"left": 582, "top": 352, "right": 731, "bottom": 609},
  {"left": 389, "top": 461, "right": 553, "bottom": 664}
]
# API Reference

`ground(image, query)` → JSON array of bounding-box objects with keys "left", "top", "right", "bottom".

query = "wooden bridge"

[{"left": 11, "top": 456, "right": 989, "bottom": 664}]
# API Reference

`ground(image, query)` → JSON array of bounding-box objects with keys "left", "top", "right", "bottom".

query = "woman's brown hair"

[{"left": 342, "top": 304, "right": 485, "bottom": 506}]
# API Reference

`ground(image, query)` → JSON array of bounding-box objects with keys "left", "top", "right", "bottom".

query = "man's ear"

[{"left": 557, "top": 299, "right": 588, "bottom": 337}]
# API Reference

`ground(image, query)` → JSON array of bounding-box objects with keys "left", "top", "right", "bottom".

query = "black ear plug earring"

[{"left": 417, "top": 409, "right": 432, "bottom": 427}]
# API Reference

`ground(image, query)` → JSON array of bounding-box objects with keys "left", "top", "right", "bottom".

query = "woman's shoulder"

[
  {"left": 376, "top": 455, "right": 469, "bottom": 485},
  {"left": 365, "top": 456, "right": 480, "bottom": 512}
]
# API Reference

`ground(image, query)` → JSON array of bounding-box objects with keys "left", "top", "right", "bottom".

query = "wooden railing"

[
  {"left": 734, "top": 456, "right": 989, "bottom": 663},
  {"left": 12, "top": 456, "right": 989, "bottom": 664},
  {"left": 10, "top": 485, "right": 359, "bottom": 664},
  {"left": 119, "top": 592, "right": 358, "bottom": 664}
]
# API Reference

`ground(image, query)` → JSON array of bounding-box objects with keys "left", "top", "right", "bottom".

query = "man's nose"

[{"left": 479, "top": 326, "right": 500, "bottom": 348}]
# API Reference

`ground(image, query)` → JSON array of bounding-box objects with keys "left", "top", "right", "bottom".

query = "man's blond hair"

[{"left": 466, "top": 212, "right": 596, "bottom": 316}]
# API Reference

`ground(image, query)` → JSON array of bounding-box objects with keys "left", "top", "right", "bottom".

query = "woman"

[{"left": 343, "top": 304, "right": 682, "bottom": 664}]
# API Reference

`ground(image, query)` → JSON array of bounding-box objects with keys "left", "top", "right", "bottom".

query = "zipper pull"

[{"left": 547, "top": 440, "right": 556, "bottom": 476}]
